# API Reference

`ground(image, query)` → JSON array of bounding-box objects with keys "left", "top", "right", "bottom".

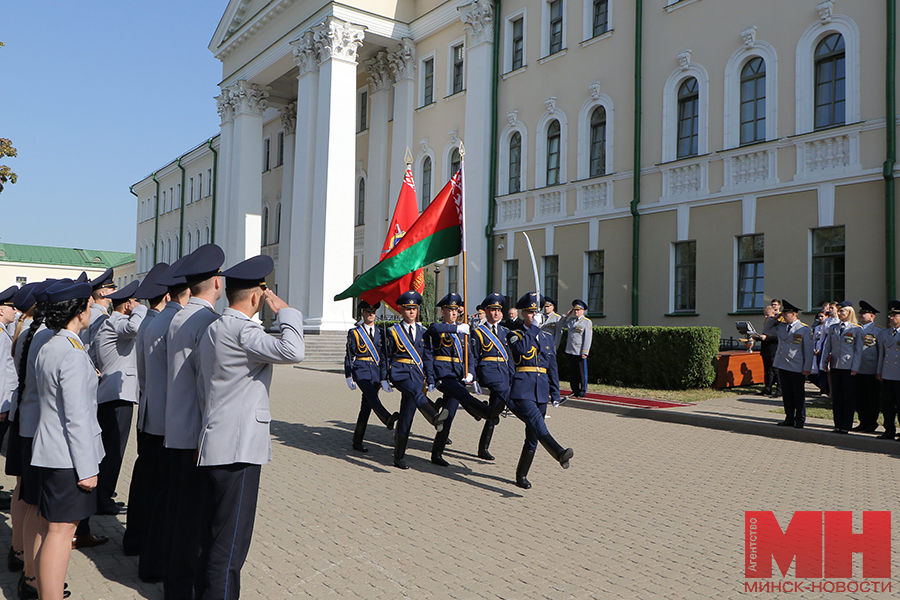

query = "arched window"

[
  {"left": 275, "top": 204, "right": 281, "bottom": 243},
  {"left": 450, "top": 148, "right": 461, "bottom": 177},
  {"left": 262, "top": 206, "right": 269, "bottom": 246},
  {"left": 356, "top": 179, "right": 365, "bottom": 226},
  {"left": 166, "top": 238, "right": 172, "bottom": 263},
  {"left": 740, "top": 57, "right": 767, "bottom": 145},
  {"left": 205, "top": 226, "right": 210, "bottom": 244},
  {"left": 186, "top": 231, "right": 192, "bottom": 253},
  {"left": 509, "top": 132, "right": 522, "bottom": 193},
  {"left": 195, "top": 228, "right": 201, "bottom": 251},
  {"left": 589, "top": 107, "right": 606, "bottom": 177},
  {"left": 546, "top": 120, "right": 561, "bottom": 185},
  {"left": 814, "top": 33, "right": 845, "bottom": 129},
  {"left": 677, "top": 78, "right": 699, "bottom": 158},
  {"left": 422, "top": 156, "right": 432, "bottom": 207}
]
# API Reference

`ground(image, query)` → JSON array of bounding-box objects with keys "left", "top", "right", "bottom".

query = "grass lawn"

[{"left": 568, "top": 381, "right": 762, "bottom": 405}]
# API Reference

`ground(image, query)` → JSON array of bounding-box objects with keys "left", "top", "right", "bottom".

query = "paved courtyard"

[{"left": 0, "top": 364, "right": 898, "bottom": 599}]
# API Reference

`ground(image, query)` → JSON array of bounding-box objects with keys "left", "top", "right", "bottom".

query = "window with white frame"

[
  {"left": 176, "top": 184, "right": 181, "bottom": 209},
  {"left": 264, "top": 138, "right": 271, "bottom": 171},
  {"left": 161, "top": 190, "right": 167, "bottom": 213},
  {"left": 274, "top": 204, "right": 281, "bottom": 243},
  {"left": 447, "top": 265, "right": 459, "bottom": 294},
  {"left": 186, "top": 231, "right": 192, "bottom": 253},
  {"left": 505, "top": 259, "right": 519, "bottom": 301},
  {"left": 189, "top": 177, "right": 194, "bottom": 204},
  {"left": 739, "top": 57, "right": 767, "bottom": 145},
  {"left": 422, "top": 57, "right": 435, "bottom": 106},
  {"left": 207, "top": 169, "right": 213, "bottom": 196},
  {"left": 546, "top": 120, "right": 561, "bottom": 185},
  {"left": 543, "top": 255, "right": 559, "bottom": 302},
  {"left": 204, "top": 225, "right": 210, "bottom": 244},
  {"left": 198, "top": 174, "right": 203, "bottom": 199},
  {"left": 356, "top": 178, "right": 365, "bottom": 226},
  {"left": 591, "top": 0, "right": 609, "bottom": 38},
  {"left": 589, "top": 106, "right": 606, "bottom": 177},
  {"left": 587, "top": 250, "right": 604, "bottom": 313},
  {"left": 676, "top": 78, "right": 699, "bottom": 158},
  {"left": 509, "top": 132, "right": 522, "bottom": 193},
  {"left": 451, "top": 44, "right": 465, "bottom": 95},
  {"left": 450, "top": 148, "right": 461, "bottom": 178},
  {"left": 812, "top": 226, "right": 845, "bottom": 308},
  {"left": 505, "top": 13, "right": 526, "bottom": 73},
  {"left": 548, "top": 0, "right": 564, "bottom": 55},
  {"left": 814, "top": 33, "right": 845, "bottom": 129},
  {"left": 277, "top": 131, "right": 285, "bottom": 167},
  {"left": 737, "top": 234, "right": 764, "bottom": 310},
  {"left": 673, "top": 241, "right": 696, "bottom": 312},
  {"left": 262, "top": 205, "right": 269, "bottom": 245},
  {"left": 358, "top": 89, "right": 368, "bottom": 132},
  {"left": 421, "top": 156, "right": 433, "bottom": 208}
]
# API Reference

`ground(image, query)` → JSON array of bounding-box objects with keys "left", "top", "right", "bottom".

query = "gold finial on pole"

[
  {"left": 458, "top": 140, "right": 466, "bottom": 158},
  {"left": 405, "top": 147, "right": 413, "bottom": 165}
]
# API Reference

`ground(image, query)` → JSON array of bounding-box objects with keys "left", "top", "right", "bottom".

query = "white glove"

[
  {"left": 533, "top": 312, "right": 545, "bottom": 327},
  {"left": 346, "top": 377, "right": 356, "bottom": 391},
  {"left": 456, "top": 323, "right": 470, "bottom": 336},
  {"left": 463, "top": 373, "right": 474, "bottom": 384},
  {"left": 427, "top": 384, "right": 436, "bottom": 393},
  {"left": 473, "top": 381, "right": 483, "bottom": 395},
  {"left": 380, "top": 381, "right": 392, "bottom": 393}
]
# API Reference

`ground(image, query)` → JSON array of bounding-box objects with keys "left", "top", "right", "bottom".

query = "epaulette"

[
  {"left": 799, "top": 321, "right": 809, "bottom": 328},
  {"left": 67, "top": 337, "right": 85, "bottom": 351}
]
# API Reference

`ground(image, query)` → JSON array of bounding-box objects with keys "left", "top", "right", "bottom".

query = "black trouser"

[
  {"left": 195, "top": 463, "right": 261, "bottom": 600},
  {"left": 855, "top": 373, "right": 881, "bottom": 430},
  {"left": 761, "top": 352, "right": 779, "bottom": 392},
  {"left": 830, "top": 369, "right": 856, "bottom": 431},
  {"left": 124, "top": 432, "right": 163, "bottom": 556},
  {"left": 357, "top": 379, "right": 392, "bottom": 425},
  {"left": 97, "top": 400, "right": 134, "bottom": 511},
  {"left": 567, "top": 354, "right": 587, "bottom": 396},
  {"left": 779, "top": 369, "right": 806, "bottom": 426},
  {"left": 881, "top": 379, "right": 900, "bottom": 434},
  {"left": 164, "top": 448, "right": 203, "bottom": 600},
  {"left": 140, "top": 435, "right": 168, "bottom": 582}
]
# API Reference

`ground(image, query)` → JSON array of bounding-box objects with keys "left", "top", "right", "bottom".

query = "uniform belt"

[
  {"left": 396, "top": 358, "right": 417, "bottom": 364},
  {"left": 480, "top": 356, "right": 506, "bottom": 362},
  {"left": 434, "top": 356, "right": 461, "bottom": 363},
  {"left": 354, "top": 357, "right": 374, "bottom": 362},
  {"left": 516, "top": 366, "right": 547, "bottom": 374}
]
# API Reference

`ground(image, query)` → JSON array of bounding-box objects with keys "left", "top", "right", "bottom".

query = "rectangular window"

[
  {"left": 447, "top": 265, "right": 459, "bottom": 294},
  {"left": 207, "top": 169, "right": 213, "bottom": 195},
  {"left": 16, "top": 276, "right": 26, "bottom": 285},
  {"left": 423, "top": 58, "right": 434, "bottom": 105},
  {"left": 549, "top": 0, "right": 564, "bottom": 55},
  {"left": 176, "top": 185, "right": 180, "bottom": 209},
  {"left": 263, "top": 138, "right": 271, "bottom": 172},
  {"left": 673, "top": 241, "right": 697, "bottom": 312},
  {"left": 452, "top": 45, "right": 464, "bottom": 94},
  {"left": 812, "top": 226, "right": 845, "bottom": 308},
  {"left": 358, "top": 90, "right": 368, "bottom": 132},
  {"left": 543, "top": 255, "right": 559, "bottom": 303},
  {"left": 737, "top": 234, "right": 765, "bottom": 310},
  {"left": 505, "top": 259, "right": 519, "bottom": 301},
  {"left": 512, "top": 18, "right": 524, "bottom": 70},
  {"left": 188, "top": 177, "right": 194, "bottom": 203},
  {"left": 277, "top": 131, "right": 285, "bottom": 166},
  {"left": 198, "top": 174, "right": 203, "bottom": 200},
  {"left": 161, "top": 190, "right": 167, "bottom": 213},
  {"left": 587, "top": 250, "right": 604, "bottom": 313},
  {"left": 592, "top": 0, "right": 608, "bottom": 37}
]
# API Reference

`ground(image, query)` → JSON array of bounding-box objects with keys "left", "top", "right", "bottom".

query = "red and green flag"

[{"left": 335, "top": 170, "right": 463, "bottom": 303}]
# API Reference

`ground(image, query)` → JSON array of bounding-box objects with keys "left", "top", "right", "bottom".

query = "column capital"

[
  {"left": 312, "top": 17, "right": 365, "bottom": 65},
  {"left": 290, "top": 30, "right": 319, "bottom": 76},
  {"left": 387, "top": 38, "right": 416, "bottom": 82},
  {"left": 216, "top": 88, "right": 235, "bottom": 123},
  {"left": 364, "top": 51, "right": 392, "bottom": 94},
  {"left": 227, "top": 80, "right": 271, "bottom": 117},
  {"left": 280, "top": 102, "right": 297, "bottom": 135},
  {"left": 459, "top": 0, "right": 494, "bottom": 47}
]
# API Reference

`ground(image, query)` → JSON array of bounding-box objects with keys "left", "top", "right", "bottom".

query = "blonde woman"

[{"left": 822, "top": 301, "right": 864, "bottom": 434}]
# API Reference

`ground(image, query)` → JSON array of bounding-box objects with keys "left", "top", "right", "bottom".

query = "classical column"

[
  {"left": 287, "top": 31, "right": 319, "bottom": 313},
  {"left": 214, "top": 88, "right": 235, "bottom": 252},
  {"left": 275, "top": 102, "right": 296, "bottom": 296},
  {"left": 224, "top": 80, "right": 270, "bottom": 265},
  {"left": 460, "top": 0, "right": 494, "bottom": 297},
  {"left": 362, "top": 51, "right": 392, "bottom": 268},
  {"left": 307, "top": 17, "right": 365, "bottom": 331},
  {"left": 387, "top": 38, "right": 416, "bottom": 207}
]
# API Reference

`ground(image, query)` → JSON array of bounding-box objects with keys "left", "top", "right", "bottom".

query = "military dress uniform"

[
  {"left": 506, "top": 293, "right": 574, "bottom": 489},
  {"left": 79, "top": 267, "right": 117, "bottom": 364},
  {"left": 470, "top": 293, "right": 515, "bottom": 461},
  {"left": 344, "top": 301, "right": 399, "bottom": 453},
  {"left": 385, "top": 291, "right": 449, "bottom": 470},
  {"left": 559, "top": 300, "right": 593, "bottom": 398},
  {"left": 855, "top": 301, "right": 883, "bottom": 432},
  {"left": 539, "top": 299, "right": 562, "bottom": 343},
  {"left": 194, "top": 254, "right": 304, "bottom": 600},
  {"left": 0, "top": 287, "right": 18, "bottom": 453},
  {"left": 876, "top": 301, "right": 900, "bottom": 439},
  {"left": 773, "top": 300, "right": 814, "bottom": 428},
  {"left": 821, "top": 304, "right": 863, "bottom": 433}
]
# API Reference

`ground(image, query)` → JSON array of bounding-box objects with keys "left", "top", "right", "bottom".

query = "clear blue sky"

[{"left": 1, "top": 2, "right": 227, "bottom": 253}]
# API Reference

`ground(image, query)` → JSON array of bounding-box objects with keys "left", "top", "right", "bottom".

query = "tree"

[{"left": 0, "top": 43, "right": 16, "bottom": 194}]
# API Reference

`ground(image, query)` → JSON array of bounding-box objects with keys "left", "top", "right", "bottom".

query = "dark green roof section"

[{"left": 0, "top": 243, "right": 134, "bottom": 269}]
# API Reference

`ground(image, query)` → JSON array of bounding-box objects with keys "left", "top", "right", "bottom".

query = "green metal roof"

[{"left": 0, "top": 242, "right": 134, "bottom": 269}]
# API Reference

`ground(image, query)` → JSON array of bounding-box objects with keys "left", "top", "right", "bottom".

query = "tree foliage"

[{"left": 0, "top": 42, "right": 16, "bottom": 194}]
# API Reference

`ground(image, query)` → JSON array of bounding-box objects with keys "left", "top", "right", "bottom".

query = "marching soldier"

[
  {"left": 773, "top": 299, "right": 814, "bottom": 428},
  {"left": 854, "top": 301, "right": 883, "bottom": 433},
  {"left": 471, "top": 293, "right": 515, "bottom": 461},
  {"left": 506, "top": 292, "right": 574, "bottom": 489},
  {"left": 344, "top": 300, "right": 399, "bottom": 453},
  {"left": 876, "top": 300, "right": 900, "bottom": 440},
  {"left": 820, "top": 301, "right": 863, "bottom": 433},
  {"left": 384, "top": 291, "right": 449, "bottom": 470},
  {"left": 559, "top": 299, "right": 593, "bottom": 399}
]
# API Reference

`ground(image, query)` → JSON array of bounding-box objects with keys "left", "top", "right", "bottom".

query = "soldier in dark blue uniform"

[
  {"left": 424, "top": 293, "right": 494, "bottom": 467},
  {"left": 470, "top": 293, "right": 514, "bottom": 460},
  {"left": 506, "top": 292, "right": 574, "bottom": 489},
  {"left": 384, "top": 291, "right": 449, "bottom": 469},
  {"left": 344, "top": 300, "right": 399, "bottom": 453}
]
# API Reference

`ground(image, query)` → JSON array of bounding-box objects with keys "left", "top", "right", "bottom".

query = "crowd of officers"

[
  {"left": 0, "top": 243, "right": 304, "bottom": 600},
  {"left": 760, "top": 298, "right": 900, "bottom": 436},
  {"left": 344, "top": 290, "right": 576, "bottom": 489}
]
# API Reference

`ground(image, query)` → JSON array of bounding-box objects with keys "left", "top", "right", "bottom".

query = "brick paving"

[{"left": 0, "top": 365, "right": 898, "bottom": 599}]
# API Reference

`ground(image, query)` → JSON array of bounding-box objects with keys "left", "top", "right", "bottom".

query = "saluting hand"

[
  {"left": 263, "top": 288, "right": 289, "bottom": 314},
  {"left": 78, "top": 475, "right": 98, "bottom": 492}
]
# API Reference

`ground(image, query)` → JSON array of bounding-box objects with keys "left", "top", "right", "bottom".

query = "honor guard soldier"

[
  {"left": 876, "top": 301, "right": 900, "bottom": 439},
  {"left": 559, "top": 299, "right": 593, "bottom": 399},
  {"left": 540, "top": 298, "right": 562, "bottom": 342},
  {"left": 471, "top": 293, "right": 515, "bottom": 460},
  {"left": 93, "top": 279, "right": 147, "bottom": 514},
  {"left": 854, "top": 301, "right": 883, "bottom": 432},
  {"left": 821, "top": 301, "right": 863, "bottom": 433},
  {"left": 164, "top": 244, "right": 224, "bottom": 599},
  {"left": 121, "top": 262, "right": 169, "bottom": 558},
  {"left": 80, "top": 267, "right": 116, "bottom": 362},
  {"left": 384, "top": 291, "right": 449, "bottom": 470},
  {"left": 424, "top": 293, "right": 494, "bottom": 467},
  {"left": 506, "top": 292, "right": 574, "bottom": 489},
  {"left": 194, "top": 254, "right": 304, "bottom": 600},
  {"left": 344, "top": 300, "right": 399, "bottom": 453},
  {"left": 773, "top": 300, "right": 814, "bottom": 428}
]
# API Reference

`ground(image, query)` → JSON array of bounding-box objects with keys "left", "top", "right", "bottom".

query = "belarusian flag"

[
  {"left": 360, "top": 167, "right": 425, "bottom": 313},
  {"left": 335, "top": 170, "right": 463, "bottom": 302}
]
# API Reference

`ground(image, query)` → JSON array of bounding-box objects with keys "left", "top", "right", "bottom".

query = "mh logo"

[{"left": 745, "top": 511, "right": 891, "bottom": 579}]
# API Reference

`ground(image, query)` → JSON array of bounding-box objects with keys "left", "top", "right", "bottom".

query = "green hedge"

[{"left": 557, "top": 326, "right": 720, "bottom": 390}]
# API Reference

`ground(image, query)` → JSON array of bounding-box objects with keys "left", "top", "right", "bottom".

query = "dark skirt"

[
  {"left": 37, "top": 468, "right": 97, "bottom": 523},
  {"left": 19, "top": 436, "right": 39, "bottom": 506},
  {"left": 5, "top": 419, "right": 22, "bottom": 477}
]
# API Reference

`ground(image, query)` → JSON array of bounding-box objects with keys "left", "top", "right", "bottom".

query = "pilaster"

[
  {"left": 363, "top": 51, "right": 392, "bottom": 268},
  {"left": 275, "top": 102, "right": 296, "bottom": 297},
  {"left": 215, "top": 88, "right": 235, "bottom": 254},
  {"left": 387, "top": 38, "right": 416, "bottom": 208}
]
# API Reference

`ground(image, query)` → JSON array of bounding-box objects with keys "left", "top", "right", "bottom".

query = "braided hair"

[{"left": 15, "top": 303, "right": 45, "bottom": 412}]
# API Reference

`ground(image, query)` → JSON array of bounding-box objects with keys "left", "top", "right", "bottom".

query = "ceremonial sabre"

[{"left": 521, "top": 231, "right": 543, "bottom": 327}]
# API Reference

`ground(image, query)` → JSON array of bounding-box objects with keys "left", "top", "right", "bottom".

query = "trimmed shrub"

[{"left": 557, "top": 326, "right": 720, "bottom": 390}]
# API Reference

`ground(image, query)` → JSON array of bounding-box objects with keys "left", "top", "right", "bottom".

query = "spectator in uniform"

[
  {"left": 540, "top": 298, "right": 562, "bottom": 342},
  {"left": 773, "top": 300, "right": 813, "bottom": 428},
  {"left": 559, "top": 300, "right": 593, "bottom": 399},
  {"left": 821, "top": 301, "right": 863, "bottom": 434},
  {"left": 876, "top": 300, "right": 900, "bottom": 440},
  {"left": 854, "top": 301, "right": 883, "bottom": 433}
]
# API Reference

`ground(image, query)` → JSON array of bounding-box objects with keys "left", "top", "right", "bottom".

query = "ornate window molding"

[
  {"left": 577, "top": 84, "right": 614, "bottom": 179},
  {"left": 535, "top": 98, "right": 568, "bottom": 188},
  {"left": 443, "top": 129, "right": 464, "bottom": 181},
  {"left": 723, "top": 38, "right": 778, "bottom": 148},
  {"left": 662, "top": 59, "right": 709, "bottom": 163},
  {"left": 415, "top": 139, "right": 436, "bottom": 209},
  {"left": 498, "top": 110, "right": 529, "bottom": 196}
]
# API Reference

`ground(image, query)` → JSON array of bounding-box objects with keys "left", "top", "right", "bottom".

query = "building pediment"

[{"left": 209, "top": 0, "right": 287, "bottom": 54}]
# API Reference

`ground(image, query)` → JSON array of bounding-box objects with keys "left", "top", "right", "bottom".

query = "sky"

[{"left": 1, "top": 2, "right": 228, "bottom": 253}]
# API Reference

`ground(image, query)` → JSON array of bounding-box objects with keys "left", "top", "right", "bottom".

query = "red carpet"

[{"left": 562, "top": 391, "right": 691, "bottom": 409}]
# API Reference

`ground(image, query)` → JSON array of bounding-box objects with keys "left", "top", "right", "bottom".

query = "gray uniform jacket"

[
  {"left": 80, "top": 303, "right": 110, "bottom": 365},
  {"left": 32, "top": 330, "right": 105, "bottom": 478},
  {"left": 541, "top": 312, "right": 562, "bottom": 341},
  {"left": 95, "top": 305, "right": 148, "bottom": 405},
  {"left": 9, "top": 317, "right": 33, "bottom": 420},
  {"left": 560, "top": 315, "right": 593, "bottom": 357},
  {"left": 877, "top": 327, "right": 900, "bottom": 380},
  {"left": 773, "top": 320, "right": 814, "bottom": 373},
  {"left": 821, "top": 321, "right": 864, "bottom": 372},
  {"left": 165, "top": 297, "right": 219, "bottom": 449},
  {"left": 138, "top": 302, "right": 182, "bottom": 436},
  {"left": 0, "top": 330, "right": 16, "bottom": 414},
  {"left": 857, "top": 322, "right": 883, "bottom": 375},
  {"left": 17, "top": 326, "right": 55, "bottom": 438},
  {"left": 196, "top": 307, "right": 304, "bottom": 466},
  {"left": 135, "top": 308, "right": 159, "bottom": 399}
]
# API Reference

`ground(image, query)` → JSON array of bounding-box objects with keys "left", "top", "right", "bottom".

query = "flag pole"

[{"left": 459, "top": 141, "right": 469, "bottom": 377}]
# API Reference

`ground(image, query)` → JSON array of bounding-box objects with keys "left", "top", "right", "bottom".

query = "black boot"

[
  {"left": 516, "top": 447, "right": 535, "bottom": 489},
  {"left": 17, "top": 573, "right": 38, "bottom": 600},
  {"left": 462, "top": 397, "right": 495, "bottom": 423},
  {"left": 352, "top": 412, "right": 369, "bottom": 453},
  {"left": 539, "top": 434, "right": 574, "bottom": 468},
  {"left": 478, "top": 422, "right": 495, "bottom": 460},
  {"left": 420, "top": 403, "right": 450, "bottom": 432},
  {"left": 386, "top": 412, "right": 400, "bottom": 430},
  {"left": 8, "top": 546, "right": 23, "bottom": 572},
  {"left": 393, "top": 434, "right": 410, "bottom": 469},
  {"left": 431, "top": 429, "right": 450, "bottom": 466}
]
